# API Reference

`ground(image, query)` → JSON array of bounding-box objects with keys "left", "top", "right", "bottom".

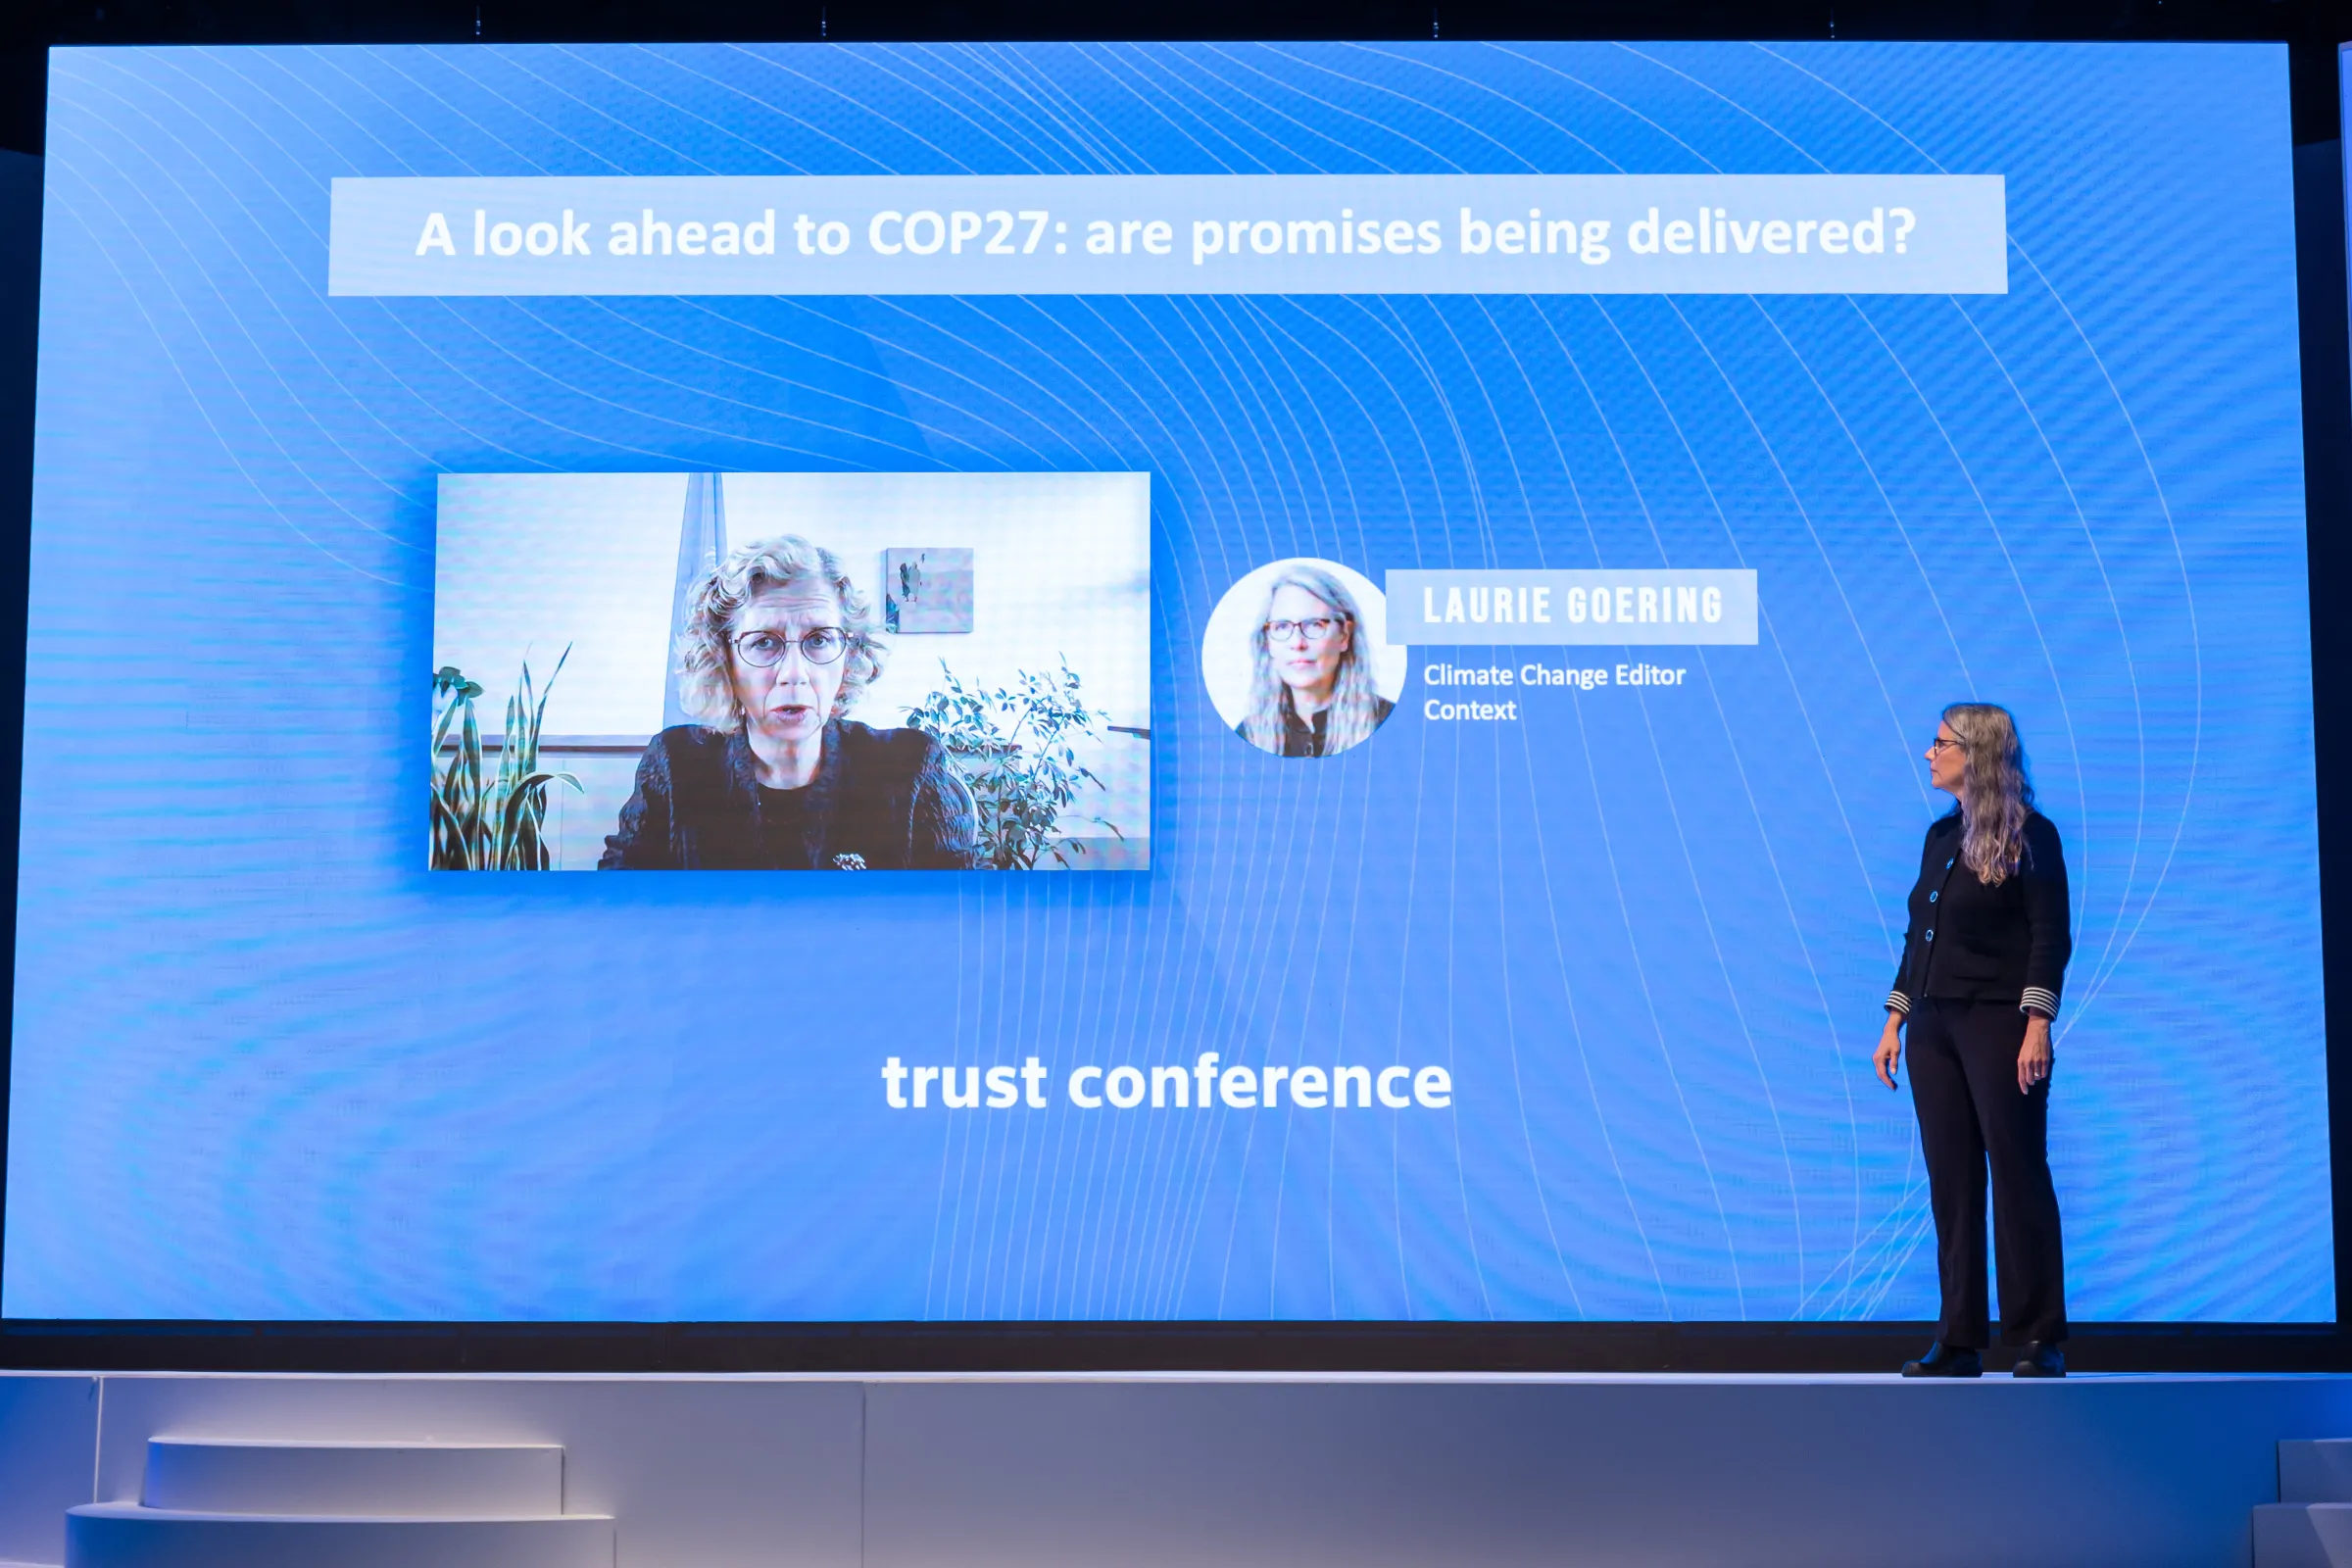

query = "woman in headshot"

[
  {"left": 1874, "top": 704, "right": 2072, "bottom": 1379},
  {"left": 1235, "top": 564, "right": 1395, "bottom": 760},
  {"left": 600, "top": 535, "right": 980, "bottom": 870}
]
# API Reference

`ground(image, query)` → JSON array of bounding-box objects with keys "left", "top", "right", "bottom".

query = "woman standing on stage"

[{"left": 1874, "top": 704, "right": 2073, "bottom": 1379}]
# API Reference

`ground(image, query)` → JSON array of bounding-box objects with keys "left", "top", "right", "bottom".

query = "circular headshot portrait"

[{"left": 1202, "top": 559, "right": 1409, "bottom": 760}]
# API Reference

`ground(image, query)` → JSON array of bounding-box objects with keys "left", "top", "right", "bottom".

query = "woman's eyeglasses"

[
  {"left": 1929, "top": 735, "right": 1965, "bottom": 755},
  {"left": 733, "top": 627, "right": 853, "bottom": 667},
  {"left": 1264, "top": 616, "right": 1347, "bottom": 644}
]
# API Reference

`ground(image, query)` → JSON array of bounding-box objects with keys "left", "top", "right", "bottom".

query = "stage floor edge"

[{"left": 1, "top": 1369, "right": 2344, "bottom": 1567}]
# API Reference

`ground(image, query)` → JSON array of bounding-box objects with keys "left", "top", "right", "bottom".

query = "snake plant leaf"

[
  {"left": 430, "top": 650, "right": 579, "bottom": 869},
  {"left": 431, "top": 689, "right": 466, "bottom": 759},
  {"left": 530, "top": 646, "right": 572, "bottom": 742}
]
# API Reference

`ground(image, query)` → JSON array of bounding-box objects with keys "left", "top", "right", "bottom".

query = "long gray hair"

[
  {"left": 1942, "top": 702, "right": 2035, "bottom": 886},
  {"left": 673, "top": 535, "right": 884, "bottom": 732},
  {"left": 1242, "top": 564, "right": 1384, "bottom": 756}
]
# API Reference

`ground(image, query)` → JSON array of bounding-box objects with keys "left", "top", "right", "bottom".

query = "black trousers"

[{"left": 1906, "top": 997, "right": 2068, "bottom": 1348}]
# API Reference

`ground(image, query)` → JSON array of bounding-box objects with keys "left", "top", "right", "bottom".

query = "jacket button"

[
  {"left": 1929, "top": 891, "right": 1938, "bottom": 903},
  {"left": 1925, "top": 929, "right": 1935, "bottom": 941},
  {"left": 1945, "top": 858, "right": 1954, "bottom": 869}
]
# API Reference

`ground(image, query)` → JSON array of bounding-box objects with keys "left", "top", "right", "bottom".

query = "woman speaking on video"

[
  {"left": 1235, "top": 564, "right": 1394, "bottom": 760},
  {"left": 1875, "top": 704, "right": 2072, "bottom": 1379},
  {"left": 600, "top": 536, "right": 979, "bottom": 870}
]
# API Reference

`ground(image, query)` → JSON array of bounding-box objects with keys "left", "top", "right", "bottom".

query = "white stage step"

[
  {"left": 64, "top": 1439, "right": 611, "bottom": 1568},
  {"left": 2284, "top": 1442, "right": 2352, "bottom": 1504},
  {"left": 65, "top": 1504, "right": 612, "bottom": 1568},
  {"left": 140, "top": 1439, "right": 563, "bottom": 1518},
  {"left": 2256, "top": 1502, "right": 2352, "bottom": 1567}
]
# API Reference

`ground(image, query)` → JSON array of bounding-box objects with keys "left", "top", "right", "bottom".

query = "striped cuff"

[
  {"left": 2019, "top": 987, "right": 2059, "bottom": 1020},
  {"left": 1886, "top": 991, "right": 1911, "bottom": 1015}
]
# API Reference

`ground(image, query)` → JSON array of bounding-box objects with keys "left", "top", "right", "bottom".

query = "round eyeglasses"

[
  {"left": 733, "top": 626, "right": 853, "bottom": 667},
  {"left": 1264, "top": 616, "right": 1347, "bottom": 645}
]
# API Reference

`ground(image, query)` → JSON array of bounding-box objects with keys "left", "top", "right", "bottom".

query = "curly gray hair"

[
  {"left": 673, "top": 535, "right": 885, "bottom": 732},
  {"left": 1941, "top": 702, "right": 2035, "bottom": 887}
]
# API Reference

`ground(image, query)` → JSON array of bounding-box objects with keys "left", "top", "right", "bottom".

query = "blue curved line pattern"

[{"left": 4, "top": 41, "right": 2326, "bottom": 1326}]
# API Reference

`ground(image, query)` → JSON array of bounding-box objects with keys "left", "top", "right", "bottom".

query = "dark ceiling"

[{"left": 5, "top": 0, "right": 2350, "bottom": 162}]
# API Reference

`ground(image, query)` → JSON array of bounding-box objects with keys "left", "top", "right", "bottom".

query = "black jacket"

[
  {"left": 598, "top": 720, "right": 981, "bottom": 870},
  {"left": 1888, "top": 810, "right": 2071, "bottom": 1019},
  {"left": 1237, "top": 696, "right": 1396, "bottom": 759}
]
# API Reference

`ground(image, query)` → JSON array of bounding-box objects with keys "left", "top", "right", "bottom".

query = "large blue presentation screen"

[{"left": 7, "top": 40, "right": 2328, "bottom": 1322}]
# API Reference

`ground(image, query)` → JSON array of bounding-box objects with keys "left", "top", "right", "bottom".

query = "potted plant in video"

[
  {"left": 430, "top": 649, "right": 580, "bottom": 870},
  {"left": 904, "top": 661, "right": 1122, "bottom": 870}
]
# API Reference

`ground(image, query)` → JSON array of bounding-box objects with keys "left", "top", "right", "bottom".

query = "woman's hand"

[
  {"left": 2018, "top": 1014, "right": 2054, "bottom": 1094},
  {"left": 1874, "top": 1012, "right": 1904, "bottom": 1091}
]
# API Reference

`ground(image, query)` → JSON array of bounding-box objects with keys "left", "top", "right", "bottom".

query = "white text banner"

[
  {"left": 329, "top": 174, "right": 2005, "bottom": 297},
  {"left": 1386, "top": 569, "right": 1760, "bottom": 646}
]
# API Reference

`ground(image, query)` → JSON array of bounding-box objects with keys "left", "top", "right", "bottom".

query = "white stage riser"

[
  {"left": 0, "top": 1371, "right": 2348, "bottom": 1568},
  {"left": 140, "top": 1440, "right": 564, "bottom": 1518},
  {"left": 64, "top": 1508, "right": 612, "bottom": 1568},
  {"left": 2284, "top": 1442, "right": 2352, "bottom": 1503},
  {"left": 2258, "top": 1504, "right": 2352, "bottom": 1568}
]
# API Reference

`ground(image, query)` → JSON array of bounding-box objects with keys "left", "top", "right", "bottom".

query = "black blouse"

[
  {"left": 1887, "top": 811, "right": 2072, "bottom": 1020},
  {"left": 1237, "top": 695, "right": 1396, "bottom": 759},
  {"left": 599, "top": 719, "right": 980, "bottom": 870}
]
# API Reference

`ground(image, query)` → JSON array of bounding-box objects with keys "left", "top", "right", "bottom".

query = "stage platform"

[{"left": 0, "top": 1369, "right": 2345, "bottom": 1567}]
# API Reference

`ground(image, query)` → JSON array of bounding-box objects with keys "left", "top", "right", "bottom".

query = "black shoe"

[
  {"left": 2012, "top": 1342, "right": 2066, "bottom": 1378},
  {"left": 1901, "top": 1342, "right": 1983, "bottom": 1378}
]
